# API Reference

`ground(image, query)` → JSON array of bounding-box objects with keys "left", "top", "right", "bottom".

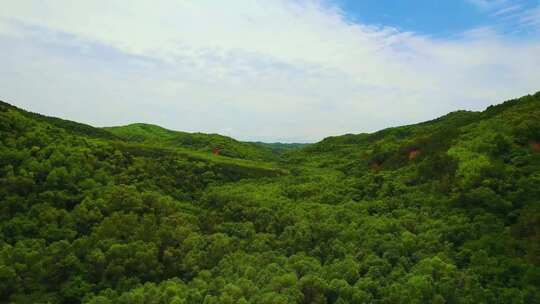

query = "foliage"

[
  {"left": 104, "top": 123, "right": 292, "bottom": 161},
  {"left": 0, "top": 92, "right": 539, "bottom": 303}
]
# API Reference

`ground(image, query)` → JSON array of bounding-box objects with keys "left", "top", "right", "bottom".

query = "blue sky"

[
  {"left": 0, "top": 1, "right": 539, "bottom": 142},
  {"left": 337, "top": 0, "right": 540, "bottom": 37}
]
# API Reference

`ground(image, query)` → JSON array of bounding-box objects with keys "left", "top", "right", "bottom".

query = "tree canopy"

[{"left": 0, "top": 92, "right": 539, "bottom": 303}]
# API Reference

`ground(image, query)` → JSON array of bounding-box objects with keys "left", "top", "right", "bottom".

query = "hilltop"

[{"left": 104, "top": 123, "right": 287, "bottom": 161}]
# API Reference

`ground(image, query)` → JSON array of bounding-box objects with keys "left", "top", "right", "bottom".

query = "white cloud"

[
  {"left": 0, "top": 0, "right": 539, "bottom": 142},
  {"left": 519, "top": 6, "right": 540, "bottom": 28},
  {"left": 466, "top": 0, "right": 510, "bottom": 10},
  {"left": 474, "top": 0, "right": 540, "bottom": 33},
  {"left": 492, "top": 4, "right": 524, "bottom": 16}
]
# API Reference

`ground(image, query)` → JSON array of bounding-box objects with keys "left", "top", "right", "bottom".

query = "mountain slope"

[
  {"left": 0, "top": 92, "right": 539, "bottom": 303},
  {"left": 292, "top": 92, "right": 540, "bottom": 171},
  {"left": 0, "top": 101, "right": 119, "bottom": 140},
  {"left": 104, "top": 123, "right": 283, "bottom": 161}
]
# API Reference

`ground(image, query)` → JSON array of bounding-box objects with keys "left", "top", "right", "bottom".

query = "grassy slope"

[{"left": 104, "top": 123, "right": 281, "bottom": 161}]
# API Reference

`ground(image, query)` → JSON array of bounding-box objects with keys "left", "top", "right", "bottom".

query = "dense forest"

[{"left": 0, "top": 92, "right": 539, "bottom": 303}]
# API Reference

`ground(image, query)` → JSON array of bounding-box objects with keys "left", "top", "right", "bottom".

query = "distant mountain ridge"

[
  {"left": 3, "top": 90, "right": 539, "bottom": 160},
  {"left": 103, "top": 123, "right": 297, "bottom": 161}
]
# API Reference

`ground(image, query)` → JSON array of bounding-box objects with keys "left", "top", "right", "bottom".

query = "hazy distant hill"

[{"left": 104, "top": 123, "right": 291, "bottom": 161}]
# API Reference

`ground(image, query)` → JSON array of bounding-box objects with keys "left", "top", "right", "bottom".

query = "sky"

[{"left": 1, "top": 1, "right": 539, "bottom": 143}]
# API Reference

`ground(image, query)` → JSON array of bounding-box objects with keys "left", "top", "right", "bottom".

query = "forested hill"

[
  {"left": 291, "top": 92, "right": 540, "bottom": 168},
  {"left": 104, "top": 123, "right": 287, "bottom": 161},
  {"left": 0, "top": 100, "right": 296, "bottom": 162},
  {"left": 0, "top": 92, "right": 539, "bottom": 303},
  {"left": 0, "top": 100, "right": 119, "bottom": 140}
]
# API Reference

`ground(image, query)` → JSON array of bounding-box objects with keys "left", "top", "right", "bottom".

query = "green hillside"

[
  {"left": 0, "top": 92, "right": 539, "bottom": 303},
  {"left": 104, "top": 123, "right": 283, "bottom": 161},
  {"left": 0, "top": 101, "right": 119, "bottom": 140}
]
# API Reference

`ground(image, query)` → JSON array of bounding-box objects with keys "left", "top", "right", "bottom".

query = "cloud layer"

[{"left": 1, "top": 0, "right": 539, "bottom": 142}]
